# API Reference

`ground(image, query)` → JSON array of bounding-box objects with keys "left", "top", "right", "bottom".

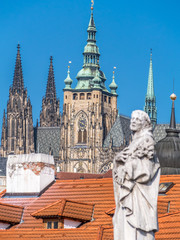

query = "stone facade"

[{"left": 59, "top": 8, "right": 118, "bottom": 173}]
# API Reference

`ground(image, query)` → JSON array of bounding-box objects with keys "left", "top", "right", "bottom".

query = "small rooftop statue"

[{"left": 113, "top": 110, "right": 160, "bottom": 240}]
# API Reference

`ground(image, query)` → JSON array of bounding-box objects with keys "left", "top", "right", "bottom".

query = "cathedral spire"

[
  {"left": 146, "top": 49, "right": 154, "bottom": 98},
  {"left": 40, "top": 56, "right": 60, "bottom": 127},
  {"left": 144, "top": 49, "right": 157, "bottom": 128},
  {"left": 45, "top": 56, "right": 56, "bottom": 101},
  {"left": 83, "top": 2, "right": 100, "bottom": 68},
  {"left": 12, "top": 44, "right": 24, "bottom": 93}
]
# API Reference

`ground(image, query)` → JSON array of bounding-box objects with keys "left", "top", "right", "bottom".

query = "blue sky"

[{"left": 0, "top": 0, "right": 180, "bottom": 133}]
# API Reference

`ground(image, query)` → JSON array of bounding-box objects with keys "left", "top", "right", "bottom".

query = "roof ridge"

[
  {"left": 58, "top": 198, "right": 66, "bottom": 216},
  {"left": 158, "top": 210, "right": 180, "bottom": 219},
  {"left": 0, "top": 202, "right": 23, "bottom": 209},
  {"left": 31, "top": 199, "right": 62, "bottom": 216}
]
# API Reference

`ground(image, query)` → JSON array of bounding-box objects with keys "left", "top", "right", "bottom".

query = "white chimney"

[{"left": 6, "top": 154, "right": 55, "bottom": 194}]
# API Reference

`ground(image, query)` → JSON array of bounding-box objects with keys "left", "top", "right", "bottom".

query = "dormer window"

[{"left": 31, "top": 199, "right": 94, "bottom": 229}]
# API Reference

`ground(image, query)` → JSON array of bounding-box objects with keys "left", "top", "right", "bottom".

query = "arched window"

[
  {"left": 78, "top": 130, "right": 87, "bottom": 144},
  {"left": 73, "top": 93, "right": 78, "bottom": 100},
  {"left": 83, "top": 129, "right": 87, "bottom": 143},
  {"left": 11, "top": 119, "right": 15, "bottom": 137},
  {"left": 80, "top": 93, "right": 85, "bottom": 100},
  {"left": 87, "top": 93, "right": 91, "bottom": 99},
  {"left": 78, "top": 130, "right": 82, "bottom": 143}
]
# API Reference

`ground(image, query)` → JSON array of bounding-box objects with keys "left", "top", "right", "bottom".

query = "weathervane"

[
  {"left": 68, "top": 61, "right": 71, "bottom": 70},
  {"left": 91, "top": 0, "right": 94, "bottom": 10},
  {"left": 113, "top": 66, "right": 116, "bottom": 75}
]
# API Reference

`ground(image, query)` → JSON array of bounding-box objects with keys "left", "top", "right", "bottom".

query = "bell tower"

[{"left": 60, "top": 3, "right": 118, "bottom": 173}]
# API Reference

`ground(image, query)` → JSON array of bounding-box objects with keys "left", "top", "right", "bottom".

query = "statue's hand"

[
  {"left": 116, "top": 148, "right": 129, "bottom": 163},
  {"left": 113, "top": 167, "right": 126, "bottom": 186}
]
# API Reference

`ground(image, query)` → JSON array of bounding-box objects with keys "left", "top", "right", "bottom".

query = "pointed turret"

[
  {"left": 64, "top": 64, "right": 73, "bottom": 89},
  {"left": 109, "top": 69, "right": 118, "bottom": 95},
  {"left": 45, "top": 56, "right": 57, "bottom": 101},
  {"left": 169, "top": 93, "right": 177, "bottom": 129},
  {"left": 12, "top": 44, "right": 24, "bottom": 93},
  {"left": 144, "top": 49, "right": 157, "bottom": 127}
]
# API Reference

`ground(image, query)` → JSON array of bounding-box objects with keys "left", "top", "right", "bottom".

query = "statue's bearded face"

[{"left": 130, "top": 113, "right": 143, "bottom": 132}]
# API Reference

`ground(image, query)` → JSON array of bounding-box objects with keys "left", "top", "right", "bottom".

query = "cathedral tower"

[
  {"left": 0, "top": 44, "right": 34, "bottom": 157},
  {"left": 40, "top": 56, "right": 60, "bottom": 127},
  {"left": 144, "top": 50, "right": 157, "bottom": 127},
  {"left": 60, "top": 5, "right": 118, "bottom": 173}
]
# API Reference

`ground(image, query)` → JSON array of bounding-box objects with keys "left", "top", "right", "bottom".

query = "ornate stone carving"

[{"left": 113, "top": 110, "right": 160, "bottom": 240}]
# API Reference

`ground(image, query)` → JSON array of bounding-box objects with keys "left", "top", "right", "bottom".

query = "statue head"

[{"left": 130, "top": 110, "right": 152, "bottom": 132}]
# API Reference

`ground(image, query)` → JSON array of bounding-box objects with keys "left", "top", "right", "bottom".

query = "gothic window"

[
  {"left": 80, "top": 93, "right": 85, "bottom": 100},
  {"left": 109, "top": 97, "right": 111, "bottom": 104},
  {"left": 11, "top": 119, "right": 15, "bottom": 137},
  {"left": 99, "top": 161, "right": 113, "bottom": 173},
  {"left": 73, "top": 93, "right": 78, "bottom": 100},
  {"left": 78, "top": 130, "right": 82, "bottom": 143},
  {"left": 11, "top": 139, "right": 14, "bottom": 151},
  {"left": 78, "top": 117, "right": 87, "bottom": 144},
  {"left": 87, "top": 93, "right": 91, "bottom": 99},
  {"left": 83, "top": 129, "right": 87, "bottom": 143},
  {"left": 96, "top": 95, "right": 98, "bottom": 98}
]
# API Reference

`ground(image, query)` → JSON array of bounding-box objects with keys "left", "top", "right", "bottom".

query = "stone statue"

[{"left": 113, "top": 110, "right": 160, "bottom": 240}]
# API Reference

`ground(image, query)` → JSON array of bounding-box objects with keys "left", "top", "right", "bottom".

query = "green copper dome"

[
  {"left": 64, "top": 66, "right": 73, "bottom": 89},
  {"left": 109, "top": 72, "right": 118, "bottom": 95}
]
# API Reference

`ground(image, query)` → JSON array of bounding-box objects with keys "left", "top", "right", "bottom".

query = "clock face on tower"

[{"left": 78, "top": 118, "right": 87, "bottom": 130}]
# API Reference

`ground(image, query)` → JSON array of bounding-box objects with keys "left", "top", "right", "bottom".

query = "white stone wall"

[
  {"left": 6, "top": 153, "right": 55, "bottom": 194},
  {"left": 64, "top": 219, "right": 81, "bottom": 228},
  {"left": 0, "top": 222, "right": 11, "bottom": 229}
]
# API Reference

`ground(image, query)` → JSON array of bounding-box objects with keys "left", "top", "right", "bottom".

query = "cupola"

[
  {"left": 109, "top": 69, "right": 118, "bottom": 95},
  {"left": 64, "top": 64, "right": 73, "bottom": 89},
  {"left": 155, "top": 93, "right": 180, "bottom": 174}
]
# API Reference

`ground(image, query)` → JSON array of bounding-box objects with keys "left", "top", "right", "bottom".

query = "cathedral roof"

[
  {"left": 103, "top": 115, "right": 131, "bottom": 148},
  {"left": 0, "top": 157, "right": 7, "bottom": 176},
  {"left": 35, "top": 127, "right": 60, "bottom": 158},
  {"left": 153, "top": 124, "right": 180, "bottom": 143}
]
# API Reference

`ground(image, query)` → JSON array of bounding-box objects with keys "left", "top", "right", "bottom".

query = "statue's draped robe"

[{"left": 113, "top": 129, "right": 160, "bottom": 240}]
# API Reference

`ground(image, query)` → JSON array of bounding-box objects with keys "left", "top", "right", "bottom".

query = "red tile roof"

[
  {"left": 32, "top": 199, "right": 94, "bottom": 221},
  {"left": 0, "top": 174, "right": 180, "bottom": 239},
  {"left": 0, "top": 202, "right": 23, "bottom": 224}
]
